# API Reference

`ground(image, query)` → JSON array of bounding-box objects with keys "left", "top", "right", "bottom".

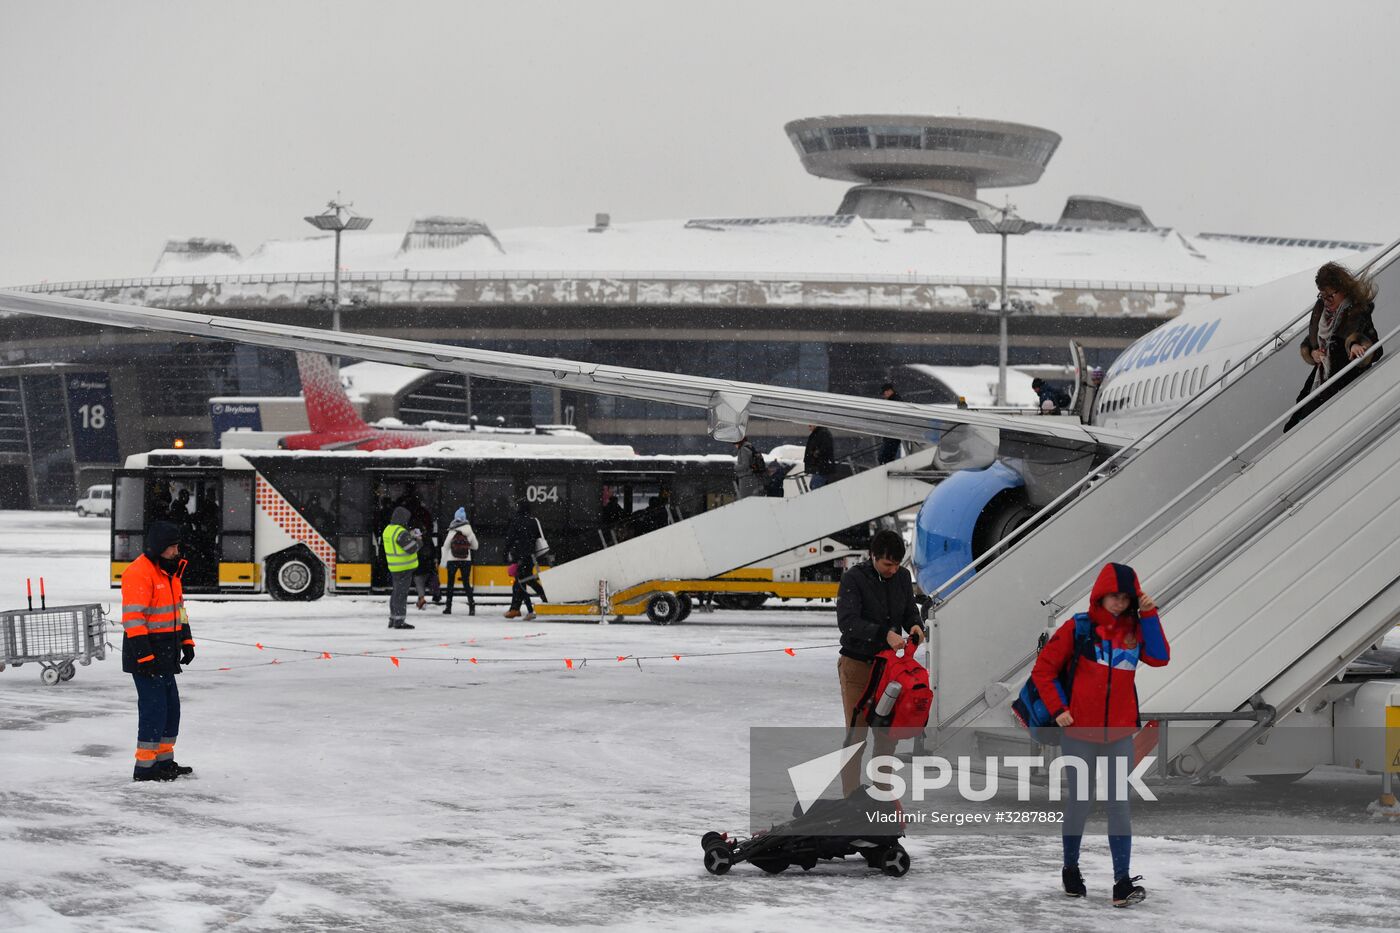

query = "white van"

[{"left": 76, "top": 484, "right": 113, "bottom": 517}]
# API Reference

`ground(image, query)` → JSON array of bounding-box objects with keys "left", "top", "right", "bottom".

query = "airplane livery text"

[{"left": 1106, "top": 318, "right": 1221, "bottom": 377}]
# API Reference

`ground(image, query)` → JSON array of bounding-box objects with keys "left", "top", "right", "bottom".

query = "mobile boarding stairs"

[
  {"left": 924, "top": 241, "right": 1400, "bottom": 792},
  {"left": 534, "top": 447, "right": 949, "bottom": 620}
]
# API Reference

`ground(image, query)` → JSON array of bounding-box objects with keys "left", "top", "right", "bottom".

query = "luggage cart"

[{"left": 0, "top": 604, "right": 107, "bottom": 686}]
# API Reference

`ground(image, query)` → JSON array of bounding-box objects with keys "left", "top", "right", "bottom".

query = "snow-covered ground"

[{"left": 2, "top": 511, "right": 1398, "bottom": 932}]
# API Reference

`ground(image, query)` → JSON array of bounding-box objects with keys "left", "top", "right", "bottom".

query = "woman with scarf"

[{"left": 1284, "top": 262, "right": 1381, "bottom": 432}]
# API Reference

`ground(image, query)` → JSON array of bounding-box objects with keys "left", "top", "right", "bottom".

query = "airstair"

[
  {"left": 925, "top": 242, "right": 1400, "bottom": 779},
  {"left": 538, "top": 447, "right": 944, "bottom": 611}
]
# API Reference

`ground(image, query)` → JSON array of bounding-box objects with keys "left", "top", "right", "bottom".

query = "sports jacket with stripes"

[{"left": 1030, "top": 562, "right": 1169, "bottom": 742}]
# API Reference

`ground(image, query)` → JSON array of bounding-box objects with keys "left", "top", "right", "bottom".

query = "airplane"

[
  {"left": 0, "top": 244, "right": 1387, "bottom": 594},
  {"left": 276, "top": 350, "right": 592, "bottom": 451}
]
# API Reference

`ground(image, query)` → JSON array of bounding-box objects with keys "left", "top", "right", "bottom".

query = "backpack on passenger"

[
  {"left": 746, "top": 442, "right": 767, "bottom": 476},
  {"left": 1010, "top": 613, "right": 1095, "bottom": 745},
  {"left": 449, "top": 529, "right": 473, "bottom": 560},
  {"left": 852, "top": 639, "right": 934, "bottom": 740}
]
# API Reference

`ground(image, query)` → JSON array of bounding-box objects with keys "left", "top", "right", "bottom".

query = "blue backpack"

[{"left": 1011, "top": 613, "right": 1095, "bottom": 744}]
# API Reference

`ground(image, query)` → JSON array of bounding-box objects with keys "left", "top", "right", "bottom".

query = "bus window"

[
  {"left": 569, "top": 477, "right": 603, "bottom": 527},
  {"left": 439, "top": 476, "right": 474, "bottom": 527},
  {"left": 471, "top": 475, "right": 516, "bottom": 565},
  {"left": 473, "top": 475, "right": 515, "bottom": 525},
  {"left": 274, "top": 474, "right": 338, "bottom": 536},
  {"left": 337, "top": 475, "right": 370, "bottom": 562},
  {"left": 221, "top": 473, "right": 253, "bottom": 562},
  {"left": 112, "top": 473, "right": 146, "bottom": 562}
]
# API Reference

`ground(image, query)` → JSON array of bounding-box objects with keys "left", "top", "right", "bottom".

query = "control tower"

[{"left": 785, "top": 115, "right": 1061, "bottom": 220}]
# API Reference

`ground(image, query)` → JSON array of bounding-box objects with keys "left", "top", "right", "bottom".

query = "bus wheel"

[
  {"left": 646, "top": 593, "right": 682, "bottom": 625},
  {"left": 675, "top": 593, "right": 693, "bottom": 622},
  {"left": 267, "top": 550, "right": 325, "bottom": 601}
]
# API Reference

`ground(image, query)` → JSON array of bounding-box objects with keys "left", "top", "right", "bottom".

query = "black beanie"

[{"left": 144, "top": 521, "right": 182, "bottom": 557}]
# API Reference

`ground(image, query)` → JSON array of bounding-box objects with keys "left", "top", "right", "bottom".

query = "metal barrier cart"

[{"left": 0, "top": 604, "right": 107, "bottom": 686}]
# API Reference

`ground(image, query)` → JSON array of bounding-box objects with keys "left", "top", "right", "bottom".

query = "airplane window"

[
  {"left": 1201, "top": 365, "right": 1210, "bottom": 387},
  {"left": 1170, "top": 371, "right": 1180, "bottom": 400},
  {"left": 1190, "top": 367, "right": 1201, "bottom": 395},
  {"left": 1132, "top": 382, "right": 1141, "bottom": 406},
  {"left": 1152, "top": 376, "right": 1161, "bottom": 404}
]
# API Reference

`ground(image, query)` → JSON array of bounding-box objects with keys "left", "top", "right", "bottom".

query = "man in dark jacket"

[
  {"left": 877, "top": 383, "right": 903, "bottom": 464},
  {"left": 835, "top": 528, "right": 923, "bottom": 795},
  {"left": 804, "top": 424, "right": 836, "bottom": 489},
  {"left": 504, "top": 500, "right": 547, "bottom": 618},
  {"left": 121, "top": 520, "right": 196, "bottom": 782},
  {"left": 1032, "top": 378, "right": 1072, "bottom": 413}
]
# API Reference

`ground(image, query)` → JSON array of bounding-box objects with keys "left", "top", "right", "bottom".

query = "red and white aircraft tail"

[{"left": 281, "top": 352, "right": 449, "bottom": 450}]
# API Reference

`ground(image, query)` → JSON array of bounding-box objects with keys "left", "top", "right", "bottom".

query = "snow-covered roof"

[
  {"left": 144, "top": 217, "right": 1373, "bottom": 291},
  {"left": 902, "top": 364, "right": 1041, "bottom": 408},
  {"left": 340, "top": 360, "right": 430, "bottom": 397}
]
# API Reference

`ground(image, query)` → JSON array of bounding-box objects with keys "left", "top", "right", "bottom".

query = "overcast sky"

[{"left": 2, "top": 0, "right": 1397, "bottom": 285}]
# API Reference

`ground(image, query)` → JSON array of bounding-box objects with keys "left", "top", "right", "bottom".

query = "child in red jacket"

[{"left": 1030, "top": 562, "right": 1169, "bottom": 908}]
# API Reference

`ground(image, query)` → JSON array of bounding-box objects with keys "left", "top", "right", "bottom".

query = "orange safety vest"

[{"left": 121, "top": 553, "right": 194, "bottom": 674}]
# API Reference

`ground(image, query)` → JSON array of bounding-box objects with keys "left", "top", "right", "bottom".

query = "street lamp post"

[
  {"left": 969, "top": 205, "right": 1037, "bottom": 406},
  {"left": 304, "top": 197, "right": 373, "bottom": 335}
]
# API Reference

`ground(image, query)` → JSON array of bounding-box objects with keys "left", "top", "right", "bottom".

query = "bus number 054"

[{"left": 525, "top": 485, "right": 559, "bottom": 504}]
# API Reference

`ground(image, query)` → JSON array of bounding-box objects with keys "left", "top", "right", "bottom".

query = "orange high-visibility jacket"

[{"left": 121, "top": 554, "right": 194, "bottom": 675}]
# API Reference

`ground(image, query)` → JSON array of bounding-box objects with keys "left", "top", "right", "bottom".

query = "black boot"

[
  {"left": 1062, "top": 866, "right": 1086, "bottom": 898},
  {"left": 133, "top": 768, "right": 177, "bottom": 783},
  {"left": 442, "top": 606, "right": 452, "bottom": 615},
  {"left": 1112, "top": 875, "right": 1145, "bottom": 907},
  {"left": 160, "top": 760, "right": 194, "bottom": 777}
]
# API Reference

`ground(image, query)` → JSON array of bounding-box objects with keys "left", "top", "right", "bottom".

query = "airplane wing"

[{"left": 0, "top": 289, "right": 1130, "bottom": 467}]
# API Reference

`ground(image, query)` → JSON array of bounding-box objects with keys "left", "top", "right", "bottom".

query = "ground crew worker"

[
  {"left": 122, "top": 520, "right": 196, "bottom": 782},
  {"left": 383, "top": 505, "right": 421, "bottom": 629}
]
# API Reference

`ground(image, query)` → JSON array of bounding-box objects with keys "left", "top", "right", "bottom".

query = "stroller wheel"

[
  {"left": 700, "top": 832, "right": 723, "bottom": 849},
  {"left": 752, "top": 858, "right": 788, "bottom": 874},
  {"left": 880, "top": 844, "right": 911, "bottom": 878},
  {"left": 703, "top": 841, "right": 733, "bottom": 876}
]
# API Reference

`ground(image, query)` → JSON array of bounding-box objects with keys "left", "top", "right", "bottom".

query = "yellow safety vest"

[{"left": 382, "top": 523, "right": 418, "bottom": 573}]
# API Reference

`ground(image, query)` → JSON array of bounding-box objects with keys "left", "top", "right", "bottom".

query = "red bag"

[
  {"left": 854, "top": 646, "right": 933, "bottom": 739},
  {"left": 506, "top": 562, "right": 519, "bottom": 579}
]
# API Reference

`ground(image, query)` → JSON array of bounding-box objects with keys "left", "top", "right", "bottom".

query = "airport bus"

[{"left": 108, "top": 442, "right": 868, "bottom": 613}]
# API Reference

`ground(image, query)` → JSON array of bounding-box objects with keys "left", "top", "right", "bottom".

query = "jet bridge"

[{"left": 924, "top": 241, "right": 1400, "bottom": 784}]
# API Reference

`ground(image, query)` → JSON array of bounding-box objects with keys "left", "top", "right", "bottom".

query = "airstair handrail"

[
  {"left": 926, "top": 238, "right": 1400, "bottom": 605},
  {"left": 1038, "top": 312, "right": 1400, "bottom": 617},
  {"left": 939, "top": 313, "right": 1400, "bottom": 731}
]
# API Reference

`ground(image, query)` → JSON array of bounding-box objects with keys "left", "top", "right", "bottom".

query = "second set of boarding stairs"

[
  {"left": 924, "top": 240, "right": 1400, "bottom": 779},
  {"left": 538, "top": 447, "right": 946, "bottom": 611}
]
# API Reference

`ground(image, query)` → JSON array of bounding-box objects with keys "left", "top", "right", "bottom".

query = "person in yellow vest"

[
  {"left": 121, "top": 520, "right": 196, "bottom": 782},
  {"left": 382, "top": 506, "right": 422, "bottom": 629}
]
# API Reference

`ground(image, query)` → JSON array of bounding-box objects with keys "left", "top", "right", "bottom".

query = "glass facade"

[
  {"left": 138, "top": 344, "right": 299, "bottom": 419},
  {"left": 790, "top": 124, "right": 1058, "bottom": 167},
  {"left": 21, "top": 374, "right": 77, "bottom": 508}
]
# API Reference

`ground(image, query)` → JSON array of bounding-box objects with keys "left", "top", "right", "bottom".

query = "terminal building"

[{"left": 0, "top": 114, "right": 1378, "bottom": 508}]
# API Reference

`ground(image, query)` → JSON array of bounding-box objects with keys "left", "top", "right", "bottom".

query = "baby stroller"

[{"left": 700, "top": 787, "right": 910, "bottom": 877}]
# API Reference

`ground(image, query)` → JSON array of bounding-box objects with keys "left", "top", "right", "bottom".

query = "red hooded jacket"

[{"left": 1030, "top": 562, "right": 1169, "bottom": 742}]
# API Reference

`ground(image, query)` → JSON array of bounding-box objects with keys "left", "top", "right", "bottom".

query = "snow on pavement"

[{"left": 1, "top": 511, "right": 1398, "bottom": 932}]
